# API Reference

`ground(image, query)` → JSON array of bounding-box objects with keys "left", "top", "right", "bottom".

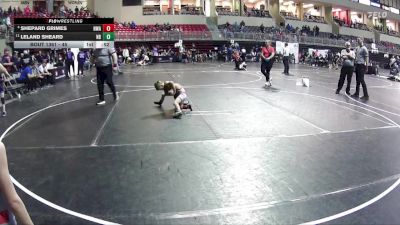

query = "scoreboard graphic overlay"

[{"left": 14, "top": 18, "right": 115, "bottom": 49}]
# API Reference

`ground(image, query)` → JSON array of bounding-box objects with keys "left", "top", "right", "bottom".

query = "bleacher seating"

[
  {"left": 244, "top": 9, "right": 271, "bottom": 18},
  {"left": 216, "top": 6, "right": 239, "bottom": 16},
  {"left": 304, "top": 14, "right": 326, "bottom": 23},
  {"left": 180, "top": 6, "right": 204, "bottom": 15},
  {"left": 117, "top": 41, "right": 215, "bottom": 53},
  {"left": 281, "top": 11, "right": 300, "bottom": 20},
  {"left": 115, "top": 24, "right": 209, "bottom": 32},
  {"left": 143, "top": 5, "right": 162, "bottom": 15},
  {"left": 333, "top": 16, "right": 346, "bottom": 26},
  {"left": 116, "top": 24, "right": 211, "bottom": 40},
  {"left": 334, "top": 17, "right": 370, "bottom": 31}
]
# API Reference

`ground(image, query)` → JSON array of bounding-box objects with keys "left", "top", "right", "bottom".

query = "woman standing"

[{"left": 260, "top": 40, "right": 275, "bottom": 87}]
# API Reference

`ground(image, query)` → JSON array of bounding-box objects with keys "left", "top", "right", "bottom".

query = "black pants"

[
  {"left": 354, "top": 64, "right": 369, "bottom": 97},
  {"left": 78, "top": 62, "right": 84, "bottom": 75},
  {"left": 283, "top": 56, "right": 289, "bottom": 74},
  {"left": 96, "top": 65, "right": 117, "bottom": 101},
  {"left": 261, "top": 60, "right": 274, "bottom": 81},
  {"left": 46, "top": 75, "right": 55, "bottom": 85},
  {"left": 337, "top": 66, "right": 354, "bottom": 94},
  {"left": 17, "top": 78, "right": 36, "bottom": 91},
  {"left": 65, "top": 60, "right": 75, "bottom": 77}
]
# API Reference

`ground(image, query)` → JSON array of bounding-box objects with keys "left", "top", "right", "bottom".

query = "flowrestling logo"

[{"left": 367, "top": 11, "right": 388, "bottom": 19}]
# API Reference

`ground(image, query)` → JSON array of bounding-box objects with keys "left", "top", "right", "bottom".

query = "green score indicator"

[{"left": 103, "top": 32, "right": 115, "bottom": 41}]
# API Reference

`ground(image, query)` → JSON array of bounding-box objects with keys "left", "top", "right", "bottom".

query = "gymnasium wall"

[
  {"left": 339, "top": 27, "right": 375, "bottom": 39},
  {"left": 93, "top": 0, "right": 122, "bottom": 21}
]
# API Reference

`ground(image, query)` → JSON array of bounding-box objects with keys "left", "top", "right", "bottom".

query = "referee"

[
  {"left": 351, "top": 38, "right": 369, "bottom": 100},
  {"left": 93, "top": 48, "right": 119, "bottom": 105},
  {"left": 282, "top": 43, "right": 290, "bottom": 75}
]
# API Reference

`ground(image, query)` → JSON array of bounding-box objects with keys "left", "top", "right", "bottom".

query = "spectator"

[
  {"left": 17, "top": 62, "right": 36, "bottom": 92},
  {"left": 77, "top": 49, "right": 87, "bottom": 76},
  {"left": 130, "top": 21, "right": 136, "bottom": 29},
  {"left": 240, "top": 20, "right": 245, "bottom": 29},
  {"left": 38, "top": 60, "right": 54, "bottom": 85},
  {"left": 23, "top": 5, "right": 30, "bottom": 16}
]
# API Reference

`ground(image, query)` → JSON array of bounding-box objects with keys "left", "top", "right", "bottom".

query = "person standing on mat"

[
  {"left": 93, "top": 48, "right": 119, "bottom": 105},
  {"left": 65, "top": 49, "right": 75, "bottom": 79},
  {"left": 77, "top": 49, "right": 87, "bottom": 77},
  {"left": 190, "top": 44, "right": 197, "bottom": 64},
  {"left": 0, "top": 63, "right": 10, "bottom": 116},
  {"left": 282, "top": 43, "right": 290, "bottom": 75},
  {"left": 336, "top": 42, "right": 355, "bottom": 95},
  {"left": 351, "top": 38, "right": 369, "bottom": 100},
  {"left": 0, "top": 142, "right": 34, "bottom": 225},
  {"left": 260, "top": 40, "right": 275, "bottom": 87}
]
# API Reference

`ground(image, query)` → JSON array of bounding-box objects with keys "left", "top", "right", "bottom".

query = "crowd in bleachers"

[
  {"left": 117, "top": 44, "right": 218, "bottom": 65},
  {"left": 280, "top": 11, "right": 300, "bottom": 20},
  {"left": 216, "top": 6, "right": 239, "bottom": 16},
  {"left": 115, "top": 22, "right": 209, "bottom": 33},
  {"left": 285, "top": 24, "right": 320, "bottom": 37},
  {"left": 375, "top": 25, "right": 400, "bottom": 37},
  {"left": 333, "top": 16, "right": 346, "bottom": 26},
  {"left": 1, "top": 4, "right": 96, "bottom": 21},
  {"left": 117, "top": 22, "right": 181, "bottom": 32},
  {"left": 303, "top": 13, "right": 326, "bottom": 23},
  {"left": 180, "top": 6, "right": 204, "bottom": 15},
  {"left": 243, "top": 5, "right": 271, "bottom": 18},
  {"left": 0, "top": 48, "right": 93, "bottom": 98},
  {"left": 334, "top": 17, "right": 370, "bottom": 31}
]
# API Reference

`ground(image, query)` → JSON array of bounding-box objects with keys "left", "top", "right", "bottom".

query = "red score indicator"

[{"left": 102, "top": 24, "right": 114, "bottom": 32}]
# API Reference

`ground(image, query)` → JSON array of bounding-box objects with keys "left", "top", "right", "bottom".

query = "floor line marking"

[
  {"left": 90, "top": 105, "right": 118, "bottom": 146},
  {"left": 9, "top": 177, "right": 121, "bottom": 225},
  {"left": 8, "top": 125, "right": 397, "bottom": 151},
  {"left": 2, "top": 71, "right": 400, "bottom": 225},
  {"left": 240, "top": 87, "right": 330, "bottom": 133},
  {"left": 345, "top": 92, "right": 400, "bottom": 118},
  {"left": 201, "top": 86, "right": 399, "bottom": 127},
  {"left": 316, "top": 96, "right": 394, "bottom": 126},
  {"left": 90, "top": 94, "right": 123, "bottom": 146},
  {"left": 155, "top": 173, "right": 400, "bottom": 220}
]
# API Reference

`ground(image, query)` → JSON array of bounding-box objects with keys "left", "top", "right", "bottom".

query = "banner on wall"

[{"left": 276, "top": 41, "right": 299, "bottom": 63}]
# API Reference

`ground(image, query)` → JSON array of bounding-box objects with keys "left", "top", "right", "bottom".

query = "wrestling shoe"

[
  {"left": 360, "top": 96, "right": 369, "bottom": 101},
  {"left": 350, "top": 94, "right": 359, "bottom": 99},
  {"left": 173, "top": 111, "right": 183, "bottom": 119},
  {"left": 114, "top": 93, "right": 119, "bottom": 101},
  {"left": 2, "top": 111, "right": 6, "bottom": 117},
  {"left": 96, "top": 101, "right": 106, "bottom": 106}
]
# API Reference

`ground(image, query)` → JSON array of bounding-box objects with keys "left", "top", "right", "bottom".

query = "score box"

[
  {"left": 103, "top": 32, "right": 115, "bottom": 41},
  {"left": 102, "top": 24, "right": 115, "bottom": 32}
]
